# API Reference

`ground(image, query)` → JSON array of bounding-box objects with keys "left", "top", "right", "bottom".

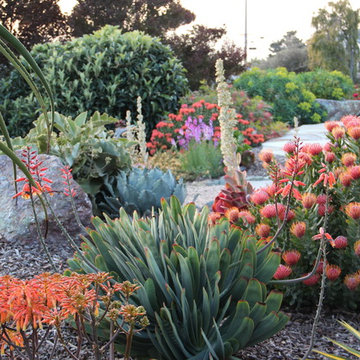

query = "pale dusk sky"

[{"left": 58, "top": 0, "right": 360, "bottom": 60}]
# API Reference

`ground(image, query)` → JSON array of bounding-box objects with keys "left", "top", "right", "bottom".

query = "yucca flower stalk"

[
  {"left": 215, "top": 58, "right": 239, "bottom": 176},
  {"left": 136, "top": 96, "right": 148, "bottom": 167},
  {"left": 125, "top": 110, "right": 138, "bottom": 166}
]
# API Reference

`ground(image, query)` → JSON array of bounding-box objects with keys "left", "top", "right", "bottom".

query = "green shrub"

[
  {"left": 233, "top": 67, "right": 327, "bottom": 125},
  {"left": 297, "top": 69, "right": 355, "bottom": 100},
  {"left": 0, "top": 25, "right": 189, "bottom": 138},
  {"left": 68, "top": 197, "right": 288, "bottom": 359}
]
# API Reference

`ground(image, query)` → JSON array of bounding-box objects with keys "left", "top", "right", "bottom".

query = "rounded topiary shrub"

[
  {"left": 233, "top": 67, "right": 327, "bottom": 125},
  {"left": 0, "top": 25, "right": 189, "bottom": 137}
]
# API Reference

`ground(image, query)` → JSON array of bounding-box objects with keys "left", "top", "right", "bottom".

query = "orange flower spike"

[{"left": 312, "top": 227, "right": 333, "bottom": 241}]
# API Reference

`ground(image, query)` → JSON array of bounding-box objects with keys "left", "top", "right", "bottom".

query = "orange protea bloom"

[
  {"left": 344, "top": 274, "right": 360, "bottom": 291},
  {"left": 273, "top": 264, "right": 292, "bottom": 280},
  {"left": 325, "top": 264, "right": 341, "bottom": 281},
  {"left": 339, "top": 172, "right": 352, "bottom": 187},
  {"left": 279, "top": 208, "right": 295, "bottom": 221},
  {"left": 330, "top": 235, "right": 348, "bottom": 249},
  {"left": 348, "top": 126, "right": 360, "bottom": 140},
  {"left": 290, "top": 222, "right": 306, "bottom": 238},
  {"left": 250, "top": 190, "right": 269, "bottom": 205},
  {"left": 342, "top": 115, "right": 360, "bottom": 128},
  {"left": 341, "top": 153, "right": 356, "bottom": 167},
  {"left": 308, "top": 143, "right": 323, "bottom": 156},
  {"left": 350, "top": 165, "right": 360, "bottom": 180},
  {"left": 318, "top": 204, "right": 334, "bottom": 216},
  {"left": 283, "top": 142, "right": 296, "bottom": 154},
  {"left": 238, "top": 210, "right": 255, "bottom": 224},
  {"left": 324, "top": 152, "right": 335, "bottom": 163},
  {"left": 302, "top": 193, "right": 317, "bottom": 209},
  {"left": 345, "top": 202, "right": 360, "bottom": 219},
  {"left": 282, "top": 250, "right": 301, "bottom": 266},
  {"left": 258, "top": 149, "right": 273, "bottom": 163},
  {"left": 225, "top": 207, "right": 240, "bottom": 223},
  {"left": 208, "top": 212, "right": 222, "bottom": 225},
  {"left": 303, "top": 273, "right": 320, "bottom": 286},
  {"left": 324, "top": 120, "right": 341, "bottom": 132},
  {"left": 354, "top": 240, "right": 360, "bottom": 256},
  {"left": 331, "top": 126, "right": 346, "bottom": 139},
  {"left": 255, "top": 223, "right": 271, "bottom": 238},
  {"left": 260, "top": 204, "right": 278, "bottom": 218}
]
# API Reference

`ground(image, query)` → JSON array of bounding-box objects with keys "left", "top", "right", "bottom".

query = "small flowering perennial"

[
  {"left": 345, "top": 202, "right": 360, "bottom": 219},
  {"left": 273, "top": 264, "right": 292, "bottom": 280},
  {"left": 325, "top": 264, "right": 341, "bottom": 281},
  {"left": 282, "top": 250, "right": 301, "bottom": 266},
  {"left": 302, "top": 273, "right": 320, "bottom": 286},
  {"left": 330, "top": 236, "right": 348, "bottom": 249},
  {"left": 290, "top": 222, "right": 306, "bottom": 238}
]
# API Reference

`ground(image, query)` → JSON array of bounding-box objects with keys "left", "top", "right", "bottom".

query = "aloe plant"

[
  {"left": 68, "top": 196, "right": 289, "bottom": 359},
  {"left": 91, "top": 167, "right": 186, "bottom": 218}
]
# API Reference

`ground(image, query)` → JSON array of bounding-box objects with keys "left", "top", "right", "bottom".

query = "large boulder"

[
  {"left": 316, "top": 99, "right": 360, "bottom": 121},
  {"left": 0, "top": 154, "right": 92, "bottom": 244}
]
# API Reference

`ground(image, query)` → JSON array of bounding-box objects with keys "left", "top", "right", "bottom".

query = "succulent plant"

[
  {"left": 68, "top": 197, "right": 289, "bottom": 359},
  {"left": 91, "top": 167, "right": 186, "bottom": 218}
]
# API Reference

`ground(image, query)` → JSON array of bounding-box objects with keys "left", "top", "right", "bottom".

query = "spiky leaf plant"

[
  {"left": 68, "top": 197, "right": 288, "bottom": 359},
  {"left": 91, "top": 167, "right": 186, "bottom": 218}
]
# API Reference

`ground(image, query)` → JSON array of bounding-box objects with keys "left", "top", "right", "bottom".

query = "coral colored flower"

[
  {"left": 225, "top": 207, "right": 240, "bottom": 223},
  {"left": 250, "top": 190, "right": 269, "bottom": 205},
  {"left": 318, "top": 204, "right": 334, "bottom": 216},
  {"left": 312, "top": 227, "right": 333, "bottom": 241},
  {"left": 344, "top": 274, "right": 360, "bottom": 291},
  {"left": 345, "top": 202, "right": 360, "bottom": 219},
  {"left": 341, "top": 153, "right": 356, "bottom": 167},
  {"left": 316, "top": 194, "right": 327, "bottom": 205},
  {"left": 348, "top": 126, "right": 360, "bottom": 140},
  {"left": 260, "top": 204, "right": 277, "bottom": 218},
  {"left": 308, "top": 143, "right": 322, "bottom": 156},
  {"left": 339, "top": 172, "right": 352, "bottom": 187},
  {"left": 208, "top": 212, "right": 222, "bottom": 225},
  {"left": 325, "top": 121, "right": 341, "bottom": 132},
  {"left": 290, "top": 222, "right": 306, "bottom": 238},
  {"left": 302, "top": 193, "right": 317, "bottom": 209},
  {"left": 323, "top": 142, "right": 334, "bottom": 152},
  {"left": 324, "top": 152, "right": 335, "bottom": 163},
  {"left": 313, "top": 164, "right": 336, "bottom": 188},
  {"left": 273, "top": 264, "right": 292, "bottom": 280},
  {"left": 325, "top": 264, "right": 341, "bottom": 281},
  {"left": 354, "top": 240, "right": 360, "bottom": 256},
  {"left": 282, "top": 250, "right": 301, "bottom": 266},
  {"left": 238, "top": 210, "right": 255, "bottom": 224},
  {"left": 279, "top": 208, "right": 295, "bottom": 221},
  {"left": 298, "top": 152, "right": 312, "bottom": 165},
  {"left": 342, "top": 115, "right": 360, "bottom": 128},
  {"left": 330, "top": 236, "right": 348, "bottom": 249},
  {"left": 258, "top": 149, "right": 273, "bottom": 163},
  {"left": 332, "top": 126, "right": 346, "bottom": 139},
  {"left": 255, "top": 223, "right": 271, "bottom": 238},
  {"left": 283, "top": 142, "right": 296, "bottom": 153},
  {"left": 303, "top": 273, "right": 320, "bottom": 286},
  {"left": 350, "top": 166, "right": 360, "bottom": 179}
]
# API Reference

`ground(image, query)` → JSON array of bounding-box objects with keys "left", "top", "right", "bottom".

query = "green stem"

[{"left": 124, "top": 326, "right": 134, "bottom": 360}]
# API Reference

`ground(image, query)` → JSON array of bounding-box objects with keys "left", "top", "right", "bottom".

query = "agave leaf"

[
  {"left": 249, "top": 302, "right": 267, "bottom": 327},
  {"left": 206, "top": 238, "right": 220, "bottom": 285},
  {"left": 94, "top": 254, "right": 108, "bottom": 271},
  {"left": 200, "top": 329, "right": 219, "bottom": 360},
  {"left": 255, "top": 251, "right": 281, "bottom": 283},
  {"left": 264, "top": 291, "right": 283, "bottom": 315},
  {"left": 227, "top": 316, "right": 254, "bottom": 350},
  {"left": 242, "top": 279, "right": 265, "bottom": 309}
]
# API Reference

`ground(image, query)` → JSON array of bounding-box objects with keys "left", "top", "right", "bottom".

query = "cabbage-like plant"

[{"left": 68, "top": 197, "right": 289, "bottom": 359}]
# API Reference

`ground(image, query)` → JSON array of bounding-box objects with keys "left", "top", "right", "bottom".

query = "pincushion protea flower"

[
  {"left": 238, "top": 210, "right": 255, "bottom": 224},
  {"left": 342, "top": 115, "right": 360, "bottom": 128},
  {"left": 225, "top": 207, "right": 240, "bottom": 223},
  {"left": 302, "top": 193, "right": 317, "bottom": 209},
  {"left": 282, "top": 250, "right": 301, "bottom": 266},
  {"left": 350, "top": 166, "right": 360, "bottom": 180},
  {"left": 273, "top": 264, "right": 292, "bottom": 280},
  {"left": 302, "top": 273, "right": 320, "bottom": 286},
  {"left": 208, "top": 212, "right": 222, "bottom": 225},
  {"left": 308, "top": 143, "right": 323, "bottom": 156},
  {"left": 325, "top": 264, "right": 341, "bottom": 281},
  {"left": 331, "top": 126, "right": 345, "bottom": 139},
  {"left": 339, "top": 172, "right": 352, "bottom": 187},
  {"left": 255, "top": 223, "right": 271, "bottom": 238},
  {"left": 290, "top": 222, "right": 306, "bottom": 238},
  {"left": 345, "top": 202, "right": 360, "bottom": 219},
  {"left": 324, "top": 121, "right": 341, "bottom": 132},
  {"left": 330, "top": 236, "right": 348, "bottom": 249},
  {"left": 354, "top": 240, "right": 360, "bottom": 256},
  {"left": 283, "top": 142, "right": 296, "bottom": 153},
  {"left": 341, "top": 153, "right": 356, "bottom": 167},
  {"left": 258, "top": 149, "right": 273, "bottom": 163},
  {"left": 250, "top": 190, "right": 269, "bottom": 205},
  {"left": 348, "top": 126, "right": 360, "bottom": 140},
  {"left": 344, "top": 273, "right": 360, "bottom": 291},
  {"left": 260, "top": 204, "right": 278, "bottom": 218},
  {"left": 324, "top": 152, "right": 335, "bottom": 163}
]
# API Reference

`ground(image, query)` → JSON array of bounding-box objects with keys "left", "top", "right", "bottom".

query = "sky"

[{"left": 59, "top": 0, "right": 360, "bottom": 60}]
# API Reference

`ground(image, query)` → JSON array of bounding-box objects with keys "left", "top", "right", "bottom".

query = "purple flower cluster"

[{"left": 176, "top": 117, "right": 216, "bottom": 149}]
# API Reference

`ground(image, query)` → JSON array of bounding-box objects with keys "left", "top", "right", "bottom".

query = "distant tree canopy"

[
  {"left": 307, "top": 0, "right": 360, "bottom": 81},
  {"left": 68, "top": 0, "right": 195, "bottom": 38},
  {"left": 254, "top": 31, "right": 308, "bottom": 73},
  {"left": 0, "top": 0, "right": 68, "bottom": 50},
  {"left": 165, "top": 25, "right": 246, "bottom": 89}
]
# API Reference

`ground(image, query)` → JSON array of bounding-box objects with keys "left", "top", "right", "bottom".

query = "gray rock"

[
  {"left": 0, "top": 153, "right": 92, "bottom": 244},
  {"left": 316, "top": 99, "right": 360, "bottom": 121}
]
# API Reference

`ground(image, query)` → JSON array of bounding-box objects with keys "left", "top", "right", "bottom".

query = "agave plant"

[
  {"left": 312, "top": 320, "right": 360, "bottom": 359},
  {"left": 91, "top": 167, "right": 186, "bottom": 218},
  {"left": 68, "top": 196, "right": 289, "bottom": 359}
]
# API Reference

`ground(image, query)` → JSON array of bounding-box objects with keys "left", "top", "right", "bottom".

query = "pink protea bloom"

[
  {"left": 343, "top": 115, "right": 360, "bottom": 129},
  {"left": 303, "top": 273, "right": 320, "bottom": 286},
  {"left": 308, "top": 143, "right": 323, "bottom": 156},
  {"left": 331, "top": 126, "right": 346, "bottom": 139},
  {"left": 318, "top": 204, "right": 334, "bottom": 216},
  {"left": 341, "top": 153, "right": 357, "bottom": 167},
  {"left": 330, "top": 236, "right": 348, "bottom": 249},
  {"left": 298, "top": 152, "right": 312, "bottom": 165},
  {"left": 316, "top": 194, "right": 327, "bottom": 205},
  {"left": 348, "top": 126, "right": 360, "bottom": 141},
  {"left": 325, "top": 264, "right": 341, "bottom": 281},
  {"left": 273, "top": 264, "right": 292, "bottom": 280},
  {"left": 350, "top": 165, "right": 360, "bottom": 179},
  {"left": 265, "top": 183, "right": 278, "bottom": 197},
  {"left": 344, "top": 274, "right": 360, "bottom": 291},
  {"left": 255, "top": 223, "right": 271, "bottom": 238},
  {"left": 283, "top": 142, "right": 296, "bottom": 154},
  {"left": 325, "top": 121, "right": 341, "bottom": 132},
  {"left": 339, "top": 172, "right": 352, "bottom": 187},
  {"left": 345, "top": 202, "right": 360, "bottom": 219},
  {"left": 324, "top": 152, "right": 335, "bottom": 163},
  {"left": 290, "top": 222, "right": 306, "bottom": 238},
  {"left": 323, "top": 142, "right": 334, "bottom": 152},
  {"left": 354, "top": 240, "right": 360, "bottom": 256},
  {"left": 238, "top": 210, "right": 255, "bottom": 224},
  {"left": 224, "top": 207, "right": 240, "bottom": 223},
  {"left": 302, "top": 193, "right": 317, "bottom": 209},
  {"left": 259, "top": 149, "right": 273, "bottom": 163},
  {"left": 279, "top": 208, "right": 295, "bottom": 221},
  {"left": 282, "top": 250, "right": 301, "bottom": 266},
  {"left": 260, "top": 204, "right": 277, "bottom": 218},
  {"left": 250, "top": 190, "right": 269, "bottom": 205},
  {"left": 208, "top": 212, "right": 222, "bottom": 225}
]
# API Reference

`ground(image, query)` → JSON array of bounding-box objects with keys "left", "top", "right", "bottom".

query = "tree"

[
  {"left": 308, "top": 0, "right": 359, "bottom": 81},
  {"left": 0, "top": 0, "right": 68, "bottom": 50},
  {"left": 68, "top": 0, "right": 195, "bottom": 38},
  {"left": 165, "top": 25, "right": 246, "bottom": 89},
  {"left": 255, "top": 31, "right": 308, "bottom": 72}
]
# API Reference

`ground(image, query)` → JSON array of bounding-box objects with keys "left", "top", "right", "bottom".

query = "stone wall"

[{"left": 316, "top": 99, "right": 360, "bottom": 121}]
